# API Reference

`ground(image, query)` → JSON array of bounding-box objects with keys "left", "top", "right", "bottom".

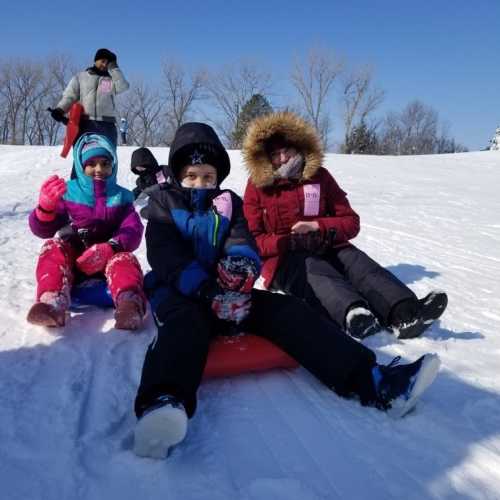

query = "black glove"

[
  {"left": 48, "top": 107, "right": 68, "bottom": 125},
  {"left": 106, "top": 50, "right": 117, "bottom": 64},
  {"left": 289, "top": 228, "right": 337, "bottom": 255},
  {"left": 323, "top": 228, "right": 337, "bottom": 250},
  {"left": 289, "top": 231, "right": 324, "bottom": 253}
]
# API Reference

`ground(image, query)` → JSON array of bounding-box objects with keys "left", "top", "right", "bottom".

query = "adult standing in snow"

[
  {"left": 132, "top": 121, "right": 441, "bottom": 459},
  {"left": 49, "top": 48, "right": 130, "bottom": 150},
  {"left": 242, "top": 112, "right": 447, "bottom": 339},
  {"left": 119, "top": 118, "right": 128, "bottom": 145}
]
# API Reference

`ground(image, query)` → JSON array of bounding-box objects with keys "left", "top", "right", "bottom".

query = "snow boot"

[
  {"left": 372, "top": 354, "right": 441, "bottom": 418},
  {"left": 134, "top": 395, "right": 188, "bottom": 459},
  {"left": 418, "top": 290, "right": 448, "bottom": 328},
  {"left": 114, "top": 291, "right": 144, "bottom": 331},
  {"left": 391, "top": 291, "right": 448, "bottom": 339},
  {"left": 27, "top": 291, "right": 68, "bottom": 327},
  {"left": 346, "top": 306, "right": 382, "bottom": 339}
]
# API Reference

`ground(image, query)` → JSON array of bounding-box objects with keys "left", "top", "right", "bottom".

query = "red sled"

[
  {"left": 70, "top": 279, "right": 297, "bottom": 380},
  {"left": 203, "top": 334, "right": 298, "bottom": 379},
  {"left": 60, "top": 102, "right": 85, "bottom": 158}
]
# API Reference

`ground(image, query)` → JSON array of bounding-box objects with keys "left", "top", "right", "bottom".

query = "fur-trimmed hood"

[{"left": 242, "top": 112, "right": 324, "bottom": 188}]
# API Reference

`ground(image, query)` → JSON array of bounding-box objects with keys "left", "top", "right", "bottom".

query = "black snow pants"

[
  {"left": 270, "top": 244, "right": 417, "bottom": 329},
  {"left": 134, "top": 289, "right": 377, "bottom": 418}
]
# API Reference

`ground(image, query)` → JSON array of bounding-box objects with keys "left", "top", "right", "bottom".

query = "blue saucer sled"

[{"left": 70, "top": 278, "right": 114, "bottom": 309}]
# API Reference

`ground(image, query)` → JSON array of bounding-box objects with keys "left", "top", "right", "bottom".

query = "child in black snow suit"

[
  {"left": 130, "top": 147, "right": 168, "bottom": 200},
  {"left": 132, "top": 122, "right": 442, "bottom": 459}
]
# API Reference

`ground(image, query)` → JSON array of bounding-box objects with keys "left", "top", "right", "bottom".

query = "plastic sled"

[
  {"left": 203, "top": 334, "right": 298, "bottom": 379},
  {"left": 144, "top": 270, "right": 299, "bottom": 379},
  {"left": 70, "top": 278, "right": 114, "bottom": 310},
  {"left": 61, "top": 102, "right": 84, "bottom": 158}
]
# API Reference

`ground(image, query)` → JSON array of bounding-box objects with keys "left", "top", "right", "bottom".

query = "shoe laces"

[{"left": 386, "top": 356, "right": 401, "bottom": 369}]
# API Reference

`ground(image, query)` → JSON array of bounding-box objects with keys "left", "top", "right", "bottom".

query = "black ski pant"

[
  {"left": 134, "top": 289, "right": 377, "bottom": 418},
  {"left": 270, "top": 244, "right": 417, "bottom": 329}
]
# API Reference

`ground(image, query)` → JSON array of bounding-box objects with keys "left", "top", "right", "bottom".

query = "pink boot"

[
  {"left": 114, "top": 291, "right": 145, "bottom": 331},
  {"left": 27, "top": 291, "right": 69, "bottom": 327}
]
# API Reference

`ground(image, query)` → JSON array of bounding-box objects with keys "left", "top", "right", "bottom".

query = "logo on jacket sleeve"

[
  {"left": 212, "top": 192, "right": 233, "bottom": 220},
  {"left": 303, "top": 184, "right": 320, "bottom": 216}
]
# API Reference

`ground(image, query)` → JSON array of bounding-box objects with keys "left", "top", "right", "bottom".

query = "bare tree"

[
  {"left": 30, "top": 56, "right": 74, "bottom": 145},
  {"left": 119, "top": 80, "right": 164, "bottom": 146},
  {"left": 290, "top": 49, "right": 344, "bottom": 149},
  {"left": 161, "top": 61, "right": 206, "bottom": 143},
  {"left": 0, "top": 59, "right": 49, "bottom": 144},
  {"left": 206, "top": 61, "right": 273, "bottom": 147},
  {"left": 399, "top": 100, "right": 438, "bottom": 154},
  {"left": 342, "top": 67, "right": 385, "bottom": 144},
  {"left": 46, "top": 53, "right": 79, "bottom": 94},
  {"left": 378, "top": 100, "right": 466, "bottom": 155}
]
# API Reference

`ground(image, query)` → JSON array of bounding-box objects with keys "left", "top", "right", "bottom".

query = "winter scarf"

[{"left": 273, "top": 154, "right": 305, "bottom": 180}]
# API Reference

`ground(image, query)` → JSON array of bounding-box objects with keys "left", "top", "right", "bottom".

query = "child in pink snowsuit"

[{"left": 27, "top": 133, "right": 145, "bottom": 330}]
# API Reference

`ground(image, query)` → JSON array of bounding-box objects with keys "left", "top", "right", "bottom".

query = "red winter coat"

[{"left": 242, "top": 112, "right": 360, "bottom": 288}]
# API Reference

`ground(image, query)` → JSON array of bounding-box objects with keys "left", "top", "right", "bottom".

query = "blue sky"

[{"left": 1, "top": 0, "right": 499, "bottom": 150}]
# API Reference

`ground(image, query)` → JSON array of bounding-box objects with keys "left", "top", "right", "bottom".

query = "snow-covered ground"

[{"left": 1, "top": 146, "right": 499, "bottom": 500}]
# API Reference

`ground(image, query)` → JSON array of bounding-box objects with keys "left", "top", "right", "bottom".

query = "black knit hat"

[
  {"left": 168, "top": 123, "right": 230, "bottom": 184},
  {"left": 130, "top": 147, "right": 160, "bottom": 175},
  {"left": 174, "top": 143, "right": 222, "bottom": 174},
  {"left": 94, "top": 48, "right": 116, "bottom": 63}
]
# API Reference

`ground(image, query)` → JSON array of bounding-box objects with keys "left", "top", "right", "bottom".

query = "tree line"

[{"left": 0, "top": 49, "right": 467, "bottom": 153}]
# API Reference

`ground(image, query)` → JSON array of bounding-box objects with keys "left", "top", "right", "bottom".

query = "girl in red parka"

[{"left": 242, "top": 112, "right": 447, "bottom": 339}]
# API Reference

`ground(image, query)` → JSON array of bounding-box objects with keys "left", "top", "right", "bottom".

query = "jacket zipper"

[
  {"left": 95, "top": 76, "right": 99, "bottom": 118},
  {"left": 212, "top": 209, "right": 220, "bottom": 246}
]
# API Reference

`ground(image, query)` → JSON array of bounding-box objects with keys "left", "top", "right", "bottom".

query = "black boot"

[
  {"left": 345, "top": 306, "right": 382, "bottom": 339},
  {"left": 389, "top": 291, "right": 448, "bottom": 339}
]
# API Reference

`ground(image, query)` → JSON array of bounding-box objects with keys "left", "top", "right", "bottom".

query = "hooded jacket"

[
  {"left": 29, "top": 134, "right": 143, "bottom": 252},
  {"left": 242, "top": 112, "right": 360, "bottom": 288},
  {"left": 57, "top": 65, "right": 129, "bottom": 121},
  {"left": 143, "top": 123, "right": 260, "bottom": 303},
  {"left": 131, "top": 147, "right": 164, "bottom": 199}
]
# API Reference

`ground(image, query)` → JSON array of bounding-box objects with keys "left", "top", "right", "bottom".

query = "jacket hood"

[
  {"left": 71, "top": 133, "right": 119, "bottom": 198},
  {"left": 168, "top": 122, "right": 230, "bottom": 185},
  {"left": 131, "top": 147, "right": 160, "bottom": 175},
  {"left": 242, "top": 112, "right": 324, "bottom": 188}
]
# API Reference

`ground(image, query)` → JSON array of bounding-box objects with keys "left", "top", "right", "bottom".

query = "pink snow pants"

[{"left": 35, "top": 239, "right": 145, "bottom": 306}]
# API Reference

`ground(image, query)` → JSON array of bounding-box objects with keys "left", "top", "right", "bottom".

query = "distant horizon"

[{"left": 1, "top": 0, "right": 499, "bottom": 151}]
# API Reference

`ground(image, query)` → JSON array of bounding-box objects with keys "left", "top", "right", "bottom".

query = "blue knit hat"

[{"left": 81, "top": 139, "right": 113, "bottom": 166}]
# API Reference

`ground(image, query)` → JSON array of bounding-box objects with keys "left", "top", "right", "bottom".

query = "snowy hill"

[{"left": 1, "top": 146, "right": 499, "bottom": 500}]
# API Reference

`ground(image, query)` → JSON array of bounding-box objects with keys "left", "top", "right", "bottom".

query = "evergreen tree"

[
  {"left": 232, "top": 94, "right": 273, "bottom": 148},
  {"left": 342, "top": 121, "right": 379, "bottom": 154},
  {"left": 489, "top": 127, "right": 500, "bottom": 151}
]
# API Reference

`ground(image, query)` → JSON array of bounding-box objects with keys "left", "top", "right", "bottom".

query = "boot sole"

[
  {"left": 27, "top": 303, "right": 65, "bottom": 328},
  {"left": 133, "top": 406, "right": 188, "bottom": 459},
  {"left": 388, "top": 353, "right": 441, "bottom": 418},
  {"left": 421, "top": 291, "right": 448, "bottom": 323}
]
